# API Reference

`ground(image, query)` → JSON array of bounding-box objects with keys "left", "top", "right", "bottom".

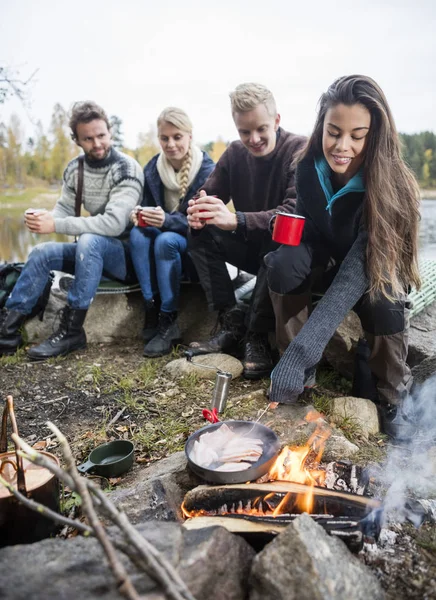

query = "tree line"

[{"left": 0, "top": 102, "right": 435, "bottom": 188}]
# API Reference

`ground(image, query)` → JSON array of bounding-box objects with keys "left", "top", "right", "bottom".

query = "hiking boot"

[
  {"left": 143, "top": 298, "right": 160, "bottom": 342},
  {"left": 0, "top": 309, "right": 27, "bottom": 356},
  {"left": 143, "top": 311, "right": 182, "bottom": 358},
  {"left": 27, "top": 306, "right": 87, "bottom": 360},
  {"left": 188, "top": 306, "right": 246, "bottom": 356},
  {"left": 378, "top": 402, "right": 417, "bottom": 442},
  {"left": 242, "top": 332, "right": 274, "bottom": 380}
]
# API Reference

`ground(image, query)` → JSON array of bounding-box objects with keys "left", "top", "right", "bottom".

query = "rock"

[
  {"left": 323, "top": 430, "right": 359, "bottom": 462},
  {"left": 408, "top": 302, "right": 436, "bottom": 367},
  {"left": 261, "top": 403, "right": 359, "bottom": 461},
  {"left": 248, "top": 513, "right": 384, "bottom": 600},
  {"left": 411, "top": 356, "right": 436, "bottom": 387},
  {"left": 331, "top": 396, "right": 380, "bottom": 439},
  {"left": 108, "top": 451, "right": 201, "bottom": 524},
  {"left": 25, "top": 273, "right": 216, "bottom": 344},
  {"left": 0, "top": 522, "right": 255, "bottom": 600},
  {"left": 324, "top": 312, "right": 362, "bottom": 378},
  {"left": 165, "top": 353, "right": 244, "bottom": 380}
]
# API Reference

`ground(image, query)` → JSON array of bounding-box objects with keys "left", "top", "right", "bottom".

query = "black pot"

[{"left": 185, "top": 420, "right": 281, "bottom": 484}]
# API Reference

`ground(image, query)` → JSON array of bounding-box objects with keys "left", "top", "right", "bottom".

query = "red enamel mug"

[{"left": 272, "top": 212, "right": 305, "bottom": 246}]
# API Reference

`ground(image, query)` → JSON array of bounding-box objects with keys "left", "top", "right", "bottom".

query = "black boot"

[
  {"left": 242, "top": 331, "right": 274, "bottom": 379},
  {"left": 0, "top": 310, "right": 27, "bottom": 356},
  {"left": 378, "top": 402, "right": 417, "bottom": 442},
  {"left": 143, "top": 298, "right": 160, "bottom": 342},
  {"left": 188, "top": 306, "right": 246, "bottom": 356},
  {"left": 27, "top": 306, "right": 87, "bottom": 361},
  {"left": 143, "top": 311, "right": 182, "bottom": 358}
]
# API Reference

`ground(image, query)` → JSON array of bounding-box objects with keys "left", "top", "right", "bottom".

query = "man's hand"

[
  {"left": 138, "top": 206, "right": 165, "bottom": 228},
  {"left": 187, "top": 190, "right": 237, "bottom": 231},
  {"left": 25, "top": 210, "right": 55, "bottom": 234}
]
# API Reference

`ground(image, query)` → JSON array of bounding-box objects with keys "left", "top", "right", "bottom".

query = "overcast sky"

[{"left": 1, "top": 0, "right": 435, "bottom": 148}]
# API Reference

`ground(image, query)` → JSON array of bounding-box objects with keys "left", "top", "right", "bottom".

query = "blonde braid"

[{"left": 178, "top": 143, "right": 193, "bottom": 200}]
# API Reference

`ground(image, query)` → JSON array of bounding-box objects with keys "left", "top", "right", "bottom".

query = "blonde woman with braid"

[{"left": 130, "top": 107, "right": 214, "bottom": 356}]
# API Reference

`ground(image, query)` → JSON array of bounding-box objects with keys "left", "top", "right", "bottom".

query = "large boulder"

[
  {"left": 165, "top": 353, "right": 244, "bottom": 380},
  {"left": 0, "top": 522, "right": 255, "bottom": 600},
  {"left": 249, "top": 513, "right": 384, "bottom": 600},
  {"left": 25, "top": 274, "right": 216, "bottom": 344},
  {"left": 408, "top": 303, "right": 436, "bottom": 367}
]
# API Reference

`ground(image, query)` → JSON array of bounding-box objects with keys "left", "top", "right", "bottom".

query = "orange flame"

[{"left": 183, "top": 411, "right": 331, "bottom": 518}]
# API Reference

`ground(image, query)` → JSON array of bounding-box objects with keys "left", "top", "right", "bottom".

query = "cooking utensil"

[
  {"left": 0, "top": 396, "right": 60, "bottom": 547},
  {"left": 77, "top": 440, "right": 134, "bottom": 478},
  {"left": 202, "top": 408, "right": 220, "bottom": 424},
  {"left": 185, "top": 353, "right": 232, "bottom": 413},
  {"left": 185, "top": 420, "right": 281, "bottom": 485}
]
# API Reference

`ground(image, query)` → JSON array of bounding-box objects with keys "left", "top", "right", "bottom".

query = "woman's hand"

[
  {"left": 139, "top": 206, "right": 165, "bottom": 228},
  {"left": 187, "top": 189, "right": 237, "bottom": 231},
  {"left": 130, "top": 206, "right": 140, "bottom": 226}
]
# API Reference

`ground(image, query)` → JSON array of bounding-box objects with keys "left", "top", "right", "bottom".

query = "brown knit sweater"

[{"left": 201, "top": 129, "right": 306, "bottom": 240}]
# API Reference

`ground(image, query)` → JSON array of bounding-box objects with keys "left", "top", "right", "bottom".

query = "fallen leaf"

[
  {"left": 108, "top": 477, "right": 121, "bottom": 485},
  {"left": 32, "top": 440, "right": 47, "bottom": 450}
]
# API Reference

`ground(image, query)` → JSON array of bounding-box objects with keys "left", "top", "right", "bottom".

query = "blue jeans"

[
  {"left": 6, "top": 234, "right": 130, "bottom": 313},
  {"left": 130, "top": 226, "right": 187, "bottom": 312}
]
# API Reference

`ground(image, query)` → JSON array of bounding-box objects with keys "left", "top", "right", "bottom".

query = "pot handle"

[
  {"left": 0, "top": 395, "right": 26, "bottom": 494},
  {"left": 77, "top": 459, "right": 95, "bottom": 474}
]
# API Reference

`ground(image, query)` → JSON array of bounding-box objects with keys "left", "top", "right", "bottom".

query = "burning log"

[{"left": 182, "top": 482, "right": 381, "bottom": 553}]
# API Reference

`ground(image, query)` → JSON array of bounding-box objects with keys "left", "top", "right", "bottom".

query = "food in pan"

[{"left": 189, "top": 423, "right": 264, "bottom": 470}]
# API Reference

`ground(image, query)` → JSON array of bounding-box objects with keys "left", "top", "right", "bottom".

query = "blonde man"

[{"left": 187, "top": 83, "right": 306, "bottom": 379}]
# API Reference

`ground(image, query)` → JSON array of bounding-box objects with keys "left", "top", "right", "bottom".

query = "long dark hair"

[{"left": 300, "top": 74, "right": 421, "bottom": 300}]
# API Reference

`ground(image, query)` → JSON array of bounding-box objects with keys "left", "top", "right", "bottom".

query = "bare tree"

[{"left": 0, "top": 65, "right": 38, "bottom": 105}]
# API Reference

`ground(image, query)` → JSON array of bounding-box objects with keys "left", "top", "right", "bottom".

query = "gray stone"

[
  {"left": 324, "top": 311, "right": 362, "bottom": 379},
  {"left": 411, "top": 356, "right": 436, "bottom": 387},
  {"left": 0, "top": 522, "right": 254, "bottom": 600},
  {"left": 25, "top": 273, "right": 216, "bottom": 344},
  {"left": 165, "top": 353, "right": 244, "bottom": 380},
  {"left": 248, "top": 513, "right": 384, "bottom": 600},
  {"left": 408, "top": 302, "right": 436, "bottom": 367},
  {"left": 331, "top": 396, "right": 380, "bottom": 439},
  {"left": 322, "top": 430, "right": 359, "bottom": 462},
  {"left": 108, "top": 451, "right": 200, "bottom": 524}
]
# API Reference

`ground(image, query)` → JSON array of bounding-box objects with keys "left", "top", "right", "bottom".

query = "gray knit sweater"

[{"left": 52, "top": 148, "right": 143, "bottom": 239}]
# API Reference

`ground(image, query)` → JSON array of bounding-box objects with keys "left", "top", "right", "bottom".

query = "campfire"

[{"left": 182, "top": 412, "right": 381, "bottom": 552}]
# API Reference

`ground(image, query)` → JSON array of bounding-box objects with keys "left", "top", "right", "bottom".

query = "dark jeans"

[{"left": 188, "top": 226, "right": 276, "bottom": 333}]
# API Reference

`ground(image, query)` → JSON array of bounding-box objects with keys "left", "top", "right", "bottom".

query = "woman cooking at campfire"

[
  {"left": 265, "top": 74, "right": 421, "bottom": 441},
  {"left": 130, "top": 107, "right": 214, "bottom": 357}
]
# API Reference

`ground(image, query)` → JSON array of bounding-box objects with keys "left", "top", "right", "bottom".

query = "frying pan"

[{"left": 185, "top": 420, "right": 281, "bottom": 484}]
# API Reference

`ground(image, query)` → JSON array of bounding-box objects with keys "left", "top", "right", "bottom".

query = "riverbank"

[{"left": 421, "top": 189, "right": 436, "bottom": 199}]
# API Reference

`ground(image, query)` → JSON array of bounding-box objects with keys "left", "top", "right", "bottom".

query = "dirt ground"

[
  {"left": 1, "top": 340, "right": 436, "bottom": 599},
  {"left": 0, "top": 341, "right": 271, "bottom": 465}
]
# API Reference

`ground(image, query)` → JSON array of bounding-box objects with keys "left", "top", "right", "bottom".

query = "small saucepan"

[
  {"left": 185, "top": 420, "right": 281, "bottom": 485},
  {"left": 77, "top": 440, "right": 134, "bottom": 478}
]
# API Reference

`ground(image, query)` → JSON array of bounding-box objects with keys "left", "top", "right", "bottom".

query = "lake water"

[{"left": 1, "top": 198, "right": 436, "bottom": 263}]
